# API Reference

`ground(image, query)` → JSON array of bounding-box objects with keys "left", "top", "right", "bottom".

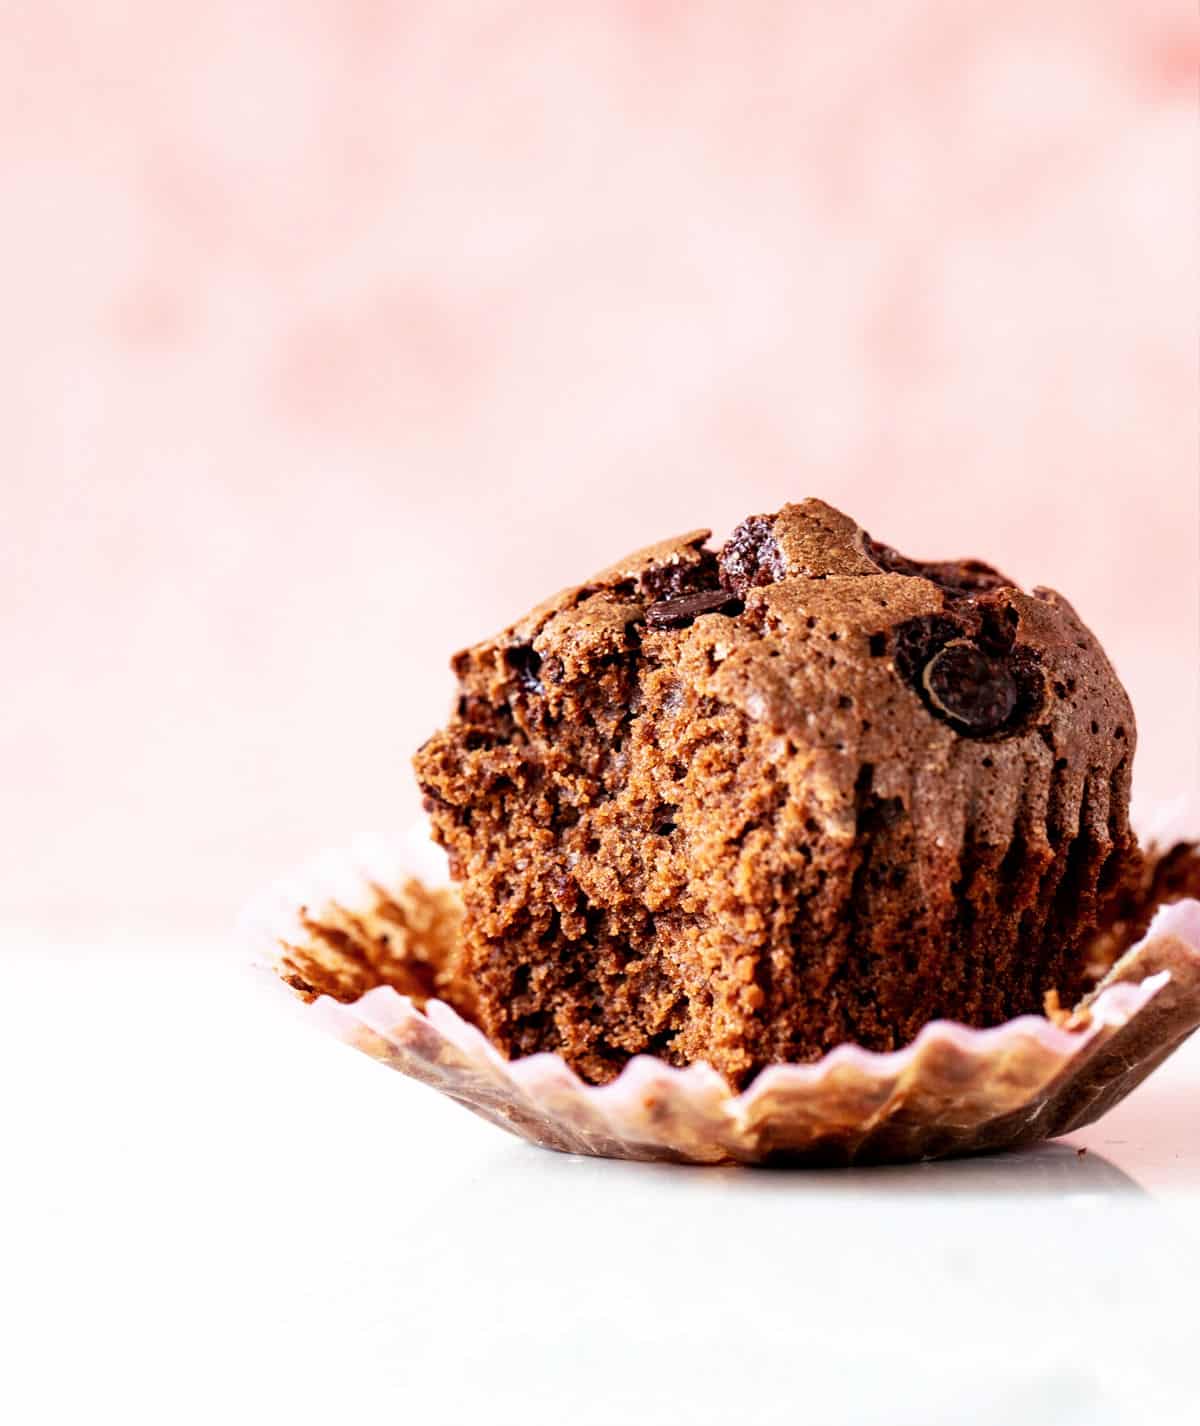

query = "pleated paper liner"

[{"left": 242, "top": 832, "right": 1200, "bottom": 1166}]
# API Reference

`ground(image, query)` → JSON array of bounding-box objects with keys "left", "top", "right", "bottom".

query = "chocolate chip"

[
  {"left": 864, "top": 534, "right": 1014, "bottom": 598},
  {"left": 894, "top": 615, "right": 1043, "bottom": 737},
  {"left": 506, "top": 644, "right": 544, "bottom": 694},
  {"left": 645, "top": 588, "right": 744, "bottom": 630},
  {"left": 719, "top": 516, "right": 787, "bottom": 597},
  {"left": 640, "top": 549, "right": 721, "bottom": 602},
  {"left": 893, "top": 614, "right": 965, "bottom": 685},
  {"left": 922, "top": 641, "right": 1018, "bottom": 733}
]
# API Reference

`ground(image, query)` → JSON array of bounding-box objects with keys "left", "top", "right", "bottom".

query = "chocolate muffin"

[{"left": 414, "top": 499, "right": 1139, "bottom": 1089}]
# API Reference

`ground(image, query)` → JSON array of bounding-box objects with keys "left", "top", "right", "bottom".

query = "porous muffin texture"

[{"left": 414, "top": 499, "right": 1139, "bottom": 1088}]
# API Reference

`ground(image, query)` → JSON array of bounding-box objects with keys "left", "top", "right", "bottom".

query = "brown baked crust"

[{"left": 413, "top": 499, "right": 1140, "bottom": 1088}]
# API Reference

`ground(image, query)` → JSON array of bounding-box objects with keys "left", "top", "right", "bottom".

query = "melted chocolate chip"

[
  {"left": 505, "top": 644, "right": 544, "bottom": 694},
  {"left": 863, "top": 535, "right": 1014, "bottom": 598},
  {"left": 640, "top": 549, "right": 721, "bottom": 602},
  {"left": 645, "top": 588, "right": 744, "bottom": 630},
  {"left": 719, "top": 516, "right": 787, "bottom": 597},
  {"left": 894, "top": 614, "right": 1044, "bottom": 737},
  {"left": 922, "top": 641, "right": 1018, "bottom": 732},
  {"left": 893, "top": 614, "right": 966, "bottom": 685}
]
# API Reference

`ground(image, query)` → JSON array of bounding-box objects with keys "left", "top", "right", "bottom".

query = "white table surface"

[{"left": 4, "top": 931, "right": 1198, "bottom": 1426}]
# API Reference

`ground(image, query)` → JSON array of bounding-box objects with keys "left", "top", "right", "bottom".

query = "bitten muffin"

[{"left": 414, "top": 499, "right": 1140, "bottom": 1089}]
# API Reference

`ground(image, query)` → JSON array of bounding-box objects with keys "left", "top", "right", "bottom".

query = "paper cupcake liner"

[{"left": 241, "top": 831, "right": 1200, "bottom": 1166}]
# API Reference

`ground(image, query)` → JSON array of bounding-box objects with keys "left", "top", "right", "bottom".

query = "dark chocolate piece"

[
  {"left": 505, "top": 643, "right": 544, "bottom": 694},
  {"left": 864, "top": 534, "right": 1013, "bottom": 597},
  {"left": 922, "top": 640, "right": 1019, "bottom": 733},
  {"left": 645, "top": 588, "right": 744, "bottom": 630},
  {"left": 719, "top": 516, "right": 787, "bottom": 597},
  {"left": 639, "top": 549, "right": 721, "bottom": 602}
]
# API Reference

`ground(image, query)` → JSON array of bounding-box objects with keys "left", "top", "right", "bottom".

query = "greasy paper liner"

[{"left": 242, "top": 834, "right": 1200, "bottom": 1166}]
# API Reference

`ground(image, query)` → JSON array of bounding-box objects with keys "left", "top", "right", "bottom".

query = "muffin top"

[{"left": 470, "top": 498, "right": 1134, "bottom": 854}]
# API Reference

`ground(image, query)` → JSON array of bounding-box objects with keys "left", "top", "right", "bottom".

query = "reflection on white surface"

[
  {"left": 1068, "top": 1078, "right": 1200, "bottom": 1195},
  {"left": 703, "top": 1139, "right": 1146, "bottom": 1197},
  {"left": 2, "top": 934, "right": 1198, "bottom": 1426}
]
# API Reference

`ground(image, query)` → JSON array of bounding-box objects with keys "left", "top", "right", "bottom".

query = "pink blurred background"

[{"left": 3, "top": 2, "right": 1196, "bottom": 938}]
